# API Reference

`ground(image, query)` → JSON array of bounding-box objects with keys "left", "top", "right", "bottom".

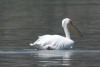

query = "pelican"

[{"left": 30, "top": 18, "right": 83, "bottom": 50}]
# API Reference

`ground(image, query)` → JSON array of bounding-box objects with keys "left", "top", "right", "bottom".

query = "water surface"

[
  {"left": 0, "top": 0, "right": 100, "bottom": 49},
  {"left": 0, "top": 49, "right": 100, "bottom": 67},
  {"left": 0, "top": 0, "right": 100, "bottom": 67}
]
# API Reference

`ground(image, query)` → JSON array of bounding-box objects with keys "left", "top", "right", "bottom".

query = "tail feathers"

[
  {"left": 30, "top": 43, "right": 34, "bottom": 46},
  {"left": 30, "top": 43, "right": 40, "bottom": 46},
  {"left": 30, "top": 43, "right": 43, "bottom": 50}
]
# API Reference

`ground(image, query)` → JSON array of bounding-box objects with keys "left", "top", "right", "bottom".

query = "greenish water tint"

[
  {"left": 0, "top": 0, "right": 100, "bottom": 50},
  {"left": 0, "top": 0, "right": 100, "bottom": 67},
  {"left": 0, "top": 49, "right": 100, "bottom": 54},
  {"left": 0, "top": 49, "right": 100, "bottom": 67}
]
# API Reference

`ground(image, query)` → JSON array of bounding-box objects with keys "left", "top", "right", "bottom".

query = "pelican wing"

[{"left": 30, "top": 35, "right": 74, "bottom": 50}]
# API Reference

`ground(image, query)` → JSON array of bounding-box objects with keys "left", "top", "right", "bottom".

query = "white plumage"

[{"left": 30, "top": 18, "right": 82, "bottom": 50}]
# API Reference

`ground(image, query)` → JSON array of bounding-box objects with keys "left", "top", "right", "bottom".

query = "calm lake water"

[
  {"left": 0, "top": 0, "right": 100, "bottom": 67},
  {"left": 1, "top": 49, "right": 100, "bottom": 67}
]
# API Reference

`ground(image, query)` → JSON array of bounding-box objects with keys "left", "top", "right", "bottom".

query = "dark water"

[
  {"left": 0, "top": 0, "right": 100, "bottom": 67},
  {"left": 0, "top": 49, "right": 100, "bottom": 67}
]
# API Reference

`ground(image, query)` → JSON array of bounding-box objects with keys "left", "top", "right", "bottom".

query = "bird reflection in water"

[{"left": 30, "top": 50, "right": 73, "bottom": 66}]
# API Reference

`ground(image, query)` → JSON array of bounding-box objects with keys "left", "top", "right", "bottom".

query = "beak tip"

[{"left": 81, "top": 35, "right": 83, "bottom": 37}]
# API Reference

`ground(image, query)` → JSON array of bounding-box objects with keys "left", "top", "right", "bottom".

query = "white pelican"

[{"left": 30, "top": 18, "right": 83, "bottom": 50}]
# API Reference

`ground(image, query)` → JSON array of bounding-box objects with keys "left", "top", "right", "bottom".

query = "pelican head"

[{"left": 62, "top": 18, "right": 83, "bottom": 37}]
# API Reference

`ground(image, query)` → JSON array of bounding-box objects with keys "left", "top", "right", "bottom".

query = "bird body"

[
  {"left": 30, "top": 18, "right": 82, "bottom": 50},
  {"left": 30, "top": 35, "right": 74, "bottom": 50}
]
